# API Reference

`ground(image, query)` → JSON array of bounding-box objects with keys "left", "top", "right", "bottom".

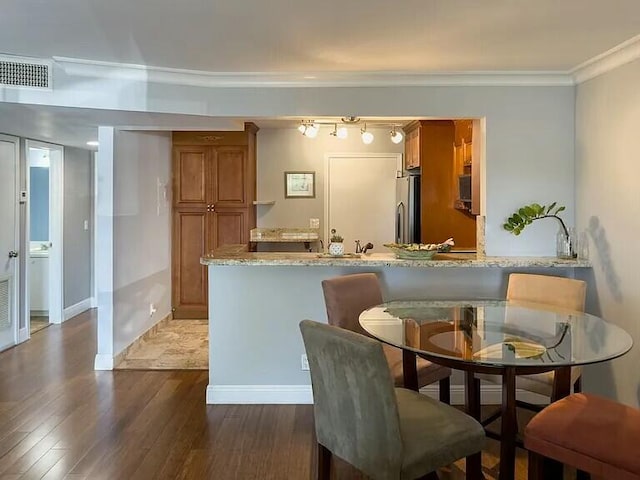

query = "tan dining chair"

[
  {"left": 321, "top": 273, "right": 452, "bottom": 403},
  {"left": 479, "top": 273, "right": 587, "bottom": 406},
  {"left": 299, "top": 320, "right": 485, "bottom": 480}
]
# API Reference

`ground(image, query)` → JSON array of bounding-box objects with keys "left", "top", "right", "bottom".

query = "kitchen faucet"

[{"left": 355, "top": 240, "right": 374, "bottom": 254}]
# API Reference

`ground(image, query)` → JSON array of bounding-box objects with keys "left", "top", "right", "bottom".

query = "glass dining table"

[{"left": 359, "top": 299, "right": 633, "bottom": 480}]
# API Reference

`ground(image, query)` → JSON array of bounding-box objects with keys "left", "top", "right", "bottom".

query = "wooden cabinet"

[
  {"left": 453, "top": 120, "right": 479, "bottom": 215},
  {"left": 404, "top": 122, "right": 421, "bottom": 170},
  {"left": 418, "top": 120, "right": 477, "bottom": 250},
  {"left": 171, "top": 124, "right": 258, "bottom": 318}
]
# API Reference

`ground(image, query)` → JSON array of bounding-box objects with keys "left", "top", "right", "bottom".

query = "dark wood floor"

[{"left": 0, "top": 310, "right": 569, "bottom": 480}]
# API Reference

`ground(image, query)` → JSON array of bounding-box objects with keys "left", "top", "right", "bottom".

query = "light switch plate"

[
  {"left": 83, "top": 220, "right": 89, "bottom": 230},
  {"left": 309, "top": 218, "right": 320, "bottom": 228}
]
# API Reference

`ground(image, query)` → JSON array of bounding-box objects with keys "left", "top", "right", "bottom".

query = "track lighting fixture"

[
  {"left": 390, "top": 126, "right": 403, "bottom": 144},
  {"left": 297, "top": 119, "right": 403, "bottom": 145},
  {"left": 298, "top": 121, "right": 319, "bottom": 138},
  {"left": 330, "top": 124, "right": 348, "bottom": 139},
  {"left": 361, "top": 123, "right": 374, "bottom": 145}
]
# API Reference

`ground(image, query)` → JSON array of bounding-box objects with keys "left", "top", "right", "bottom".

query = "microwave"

[{"left": 458, "top": 174, "right": 472, "bottom": 202}]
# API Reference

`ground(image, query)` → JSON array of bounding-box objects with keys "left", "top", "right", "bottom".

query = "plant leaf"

[
  {"left": 547, "top": 202, "right": 557, "bottom": 214},
  {"left": 504, "top": 223, "right": 513, "bottom": 231},
  {"left": 555, "top": 205, "right": 566, "bottom": 214},
  {"left": 524, "top": 206, "right": 535, "bottom": 217}
]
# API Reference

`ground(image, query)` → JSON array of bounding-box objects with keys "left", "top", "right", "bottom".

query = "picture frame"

[{"left": 284, "top": 171, "right": 315, "bottom": 198}]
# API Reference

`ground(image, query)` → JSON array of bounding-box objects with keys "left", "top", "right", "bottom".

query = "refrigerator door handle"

[{"left": 396, "top": 201, "right": 405, "bottom": 243}]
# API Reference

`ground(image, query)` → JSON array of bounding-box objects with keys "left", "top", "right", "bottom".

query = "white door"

[
  {"left": 0, "top": 136, "right": 19, "bottom": 351},
  {"left": 326, "top": 154, "right": 400, "bottom": 254}
]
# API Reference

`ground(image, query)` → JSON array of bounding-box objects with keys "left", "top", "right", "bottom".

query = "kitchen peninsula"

[{"left": 202, "top": 245, "right": 590, "bottom": 404}]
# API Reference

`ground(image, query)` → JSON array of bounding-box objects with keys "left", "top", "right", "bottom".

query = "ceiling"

[
  {"left": 2, "top": 0, "right": 640, "bottom": 73},
  {"left": 2, "top": 1, "right": 639, "bottom": 148}
]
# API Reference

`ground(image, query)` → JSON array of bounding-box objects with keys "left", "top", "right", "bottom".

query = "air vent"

[
  {"left": 0, "top": 55, "right": 52, "bottom": 89},
  {"left": 0, "top": 279, "right": 9, "bottom": 330}
]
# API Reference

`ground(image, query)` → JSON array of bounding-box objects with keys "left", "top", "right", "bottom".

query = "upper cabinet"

[{"left": 404, "top": 121, "right": 421, "bottom": 170}]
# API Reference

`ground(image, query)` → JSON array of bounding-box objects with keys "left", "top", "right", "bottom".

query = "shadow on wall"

[{"left": 587, "top": 216, "right": 623, "bottom": 303}]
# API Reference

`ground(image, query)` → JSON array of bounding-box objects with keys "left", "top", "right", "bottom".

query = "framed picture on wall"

[{"left": 284, "top": 171, "right": 315, "bottom": 198}]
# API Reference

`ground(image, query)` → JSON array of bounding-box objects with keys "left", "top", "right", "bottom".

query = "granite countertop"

[
  {"left": 201, "top": 245, "right": 591, "bottom": 268},
  {"left": 250, "top": 227, "right": 320, "bottom": 243}
]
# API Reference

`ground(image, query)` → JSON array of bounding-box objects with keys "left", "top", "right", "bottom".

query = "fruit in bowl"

[{"left": 383, "top": 238, "right": 454, "bottom": 259}]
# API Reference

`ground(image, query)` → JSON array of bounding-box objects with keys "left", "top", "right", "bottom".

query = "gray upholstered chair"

[
  {"left": 299, "top": 320, "right": 485, "bottom": 480},
  {"left": 479, "top": 273, "right": 587, "bottom": 404},
  {"left": 321, "top": 273, "right": 452, "bottom": 403}
]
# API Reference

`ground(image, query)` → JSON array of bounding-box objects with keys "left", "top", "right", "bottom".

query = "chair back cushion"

[
  {"left": 299, "top": 320, "right": 403, "bottom": 478},
  {"left": 321, "top": 273, "right": 383, "bottom": 335},
  {"left": 507, "top": 273, "right": 586, "bottom": 312}
]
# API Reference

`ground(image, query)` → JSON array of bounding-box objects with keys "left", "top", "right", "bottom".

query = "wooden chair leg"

[
  {"left": 528, "top": 450, "right": 545, "bottom": 480},
  {"left": 466, "top": 452, "right": 482, "bottom": 480},
  {"left": 439, "top": 376, "right": 451, "bottom": 404},
  {"left": 317, "top": 442, "right": 331, "bottom": 480}
]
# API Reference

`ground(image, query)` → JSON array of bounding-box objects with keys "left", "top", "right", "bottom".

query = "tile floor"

[
  {"left": 116, "top": 319, "right": 208, "bottom": 370},
  {"left": 30, "top": 315, "right": 50, "bottom": 334}
]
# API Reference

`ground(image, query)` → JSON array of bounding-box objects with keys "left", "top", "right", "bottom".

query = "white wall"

[
  {"left": 95, "top": 128, "right": 172, "bottom": 367},
  {"left": 63, "top": 146, "right": 93, "bottom": 308},
  {"left": 256, "top": 126, "right": 403, "bottom": 239},
  {"left": 576, "top": 59, "right": 640, "bottom": 407},
  {"left": 112, "top": 131, "right": 172, "bottom": 355}
]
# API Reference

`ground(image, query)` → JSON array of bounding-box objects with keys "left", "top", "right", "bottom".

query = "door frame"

[
  {"left": 323, "top": 152, "right": 403, "bottom": 247},
  {"left": 24, "top": 139, "right": 64, "bottom": 329},
  {"left": 0, "top": 134, "right": 20, "bottom": 348}
]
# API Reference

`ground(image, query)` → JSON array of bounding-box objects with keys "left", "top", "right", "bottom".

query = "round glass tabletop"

[{"left": 359, "top": 299, "right": 633, "bottom": 368}]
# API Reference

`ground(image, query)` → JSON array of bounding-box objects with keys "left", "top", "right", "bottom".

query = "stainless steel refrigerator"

[{"left": 395, "top": 174, "right": 421, "bottom": 244}]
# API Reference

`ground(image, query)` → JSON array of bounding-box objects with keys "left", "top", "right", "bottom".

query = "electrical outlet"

[
  {"left": 309, "top": 218, "right": 320, "bottom": 228},
  {"left": 149, "top": 303, "right": 157, "bottom": 317},
  {"left": 301, "top": 354, "right": 309, "bottom": 371},
  {"left": 83, "top": 220, "right": 89, "bottom": 231}
]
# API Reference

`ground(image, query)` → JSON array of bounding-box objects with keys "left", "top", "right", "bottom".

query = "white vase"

[{"left": 329, "top": 242, "right": 344, "bottom": 256}]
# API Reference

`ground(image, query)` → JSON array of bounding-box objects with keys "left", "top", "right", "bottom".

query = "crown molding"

[
  {"left": 53, "top": 57, "right": 573, "bottom": 88},
  {"left": 572, "top": 33, "right": 640, "bottom": 84}
]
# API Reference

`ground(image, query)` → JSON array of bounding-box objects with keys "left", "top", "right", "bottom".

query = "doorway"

[
  {"left": 0, "top": 135, "right": 19, "bottom": 352},
  {"left": 25, "top": 140, "right": 64, "bottom": 334},
  {"left": 324, "top": 153, "right": 401, "bottom": 254}
]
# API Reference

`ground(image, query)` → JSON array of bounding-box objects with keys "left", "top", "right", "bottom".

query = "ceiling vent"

[{"left": 0, "top": 55, "right": 52, "bottom": 90}]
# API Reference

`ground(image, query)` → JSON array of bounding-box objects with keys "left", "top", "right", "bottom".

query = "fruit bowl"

[{"left": 383, "top": 240, "right": 453, "bottom": 260}]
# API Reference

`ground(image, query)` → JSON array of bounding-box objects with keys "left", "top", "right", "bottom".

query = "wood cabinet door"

[
  {"left": 405, "top": 128, "right": 420, "bottom": 170},
  {"left": 173, "top": 146, "right": 210, "bottom": 208},
  {"left": 208, "top": 209, "right": 247, "bottom": 251},
  {"left": 211, "top": 147, "right": 248, "bottom": 207},
  {"left": 172, "top": 209, "right": 208, "bottom": 318}
]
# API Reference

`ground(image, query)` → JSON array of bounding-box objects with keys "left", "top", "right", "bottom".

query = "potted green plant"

[
  {"left": 329, "top": 229, "right": 344, "bottom": 256},
  {"left": 503, "top": 202, "right": 576, "bottom": 258}
]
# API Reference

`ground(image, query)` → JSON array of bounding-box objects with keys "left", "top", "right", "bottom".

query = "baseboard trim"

[
  {"left": 206, "top": 385, "right": 314, "bottom": 404},
  {"left": 90, "top": 296, "right": 97, "bottom": 308},
  {"left": 206, "top": 384, "right": 548, "bottom": 405},
  {"left": 94, "top": 354, "right": 114, "bottom": 370},
  {"left": 63, "top": 298, "right": 93, "bottom": 321},
  {"left": 112, "top": 313, "right": 173, "bottom": 368}
]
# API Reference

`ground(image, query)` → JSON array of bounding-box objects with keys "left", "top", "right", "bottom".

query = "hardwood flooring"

[{"left": 0, "top": 310, "right": 576, "bottom": 480}]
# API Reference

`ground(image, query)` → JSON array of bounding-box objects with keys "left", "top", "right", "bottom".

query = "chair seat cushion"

[
  {"left": 383, "top": 344, "right": 451, "bottom": 388},
  {"left": 524, "top": 393, "right": 640, "bottom": 479},
  {"left": 395, "top": 388, "right": 485, "bottom": 479},
  {"left": 477, "top": 367, "right": 581, "bottom": 397}
]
